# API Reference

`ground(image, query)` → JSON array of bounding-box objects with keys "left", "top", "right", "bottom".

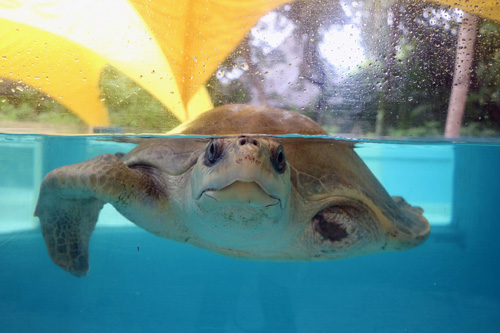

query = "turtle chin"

[{"left": 196, "top": 181, "right": 284, "bottom": 232}]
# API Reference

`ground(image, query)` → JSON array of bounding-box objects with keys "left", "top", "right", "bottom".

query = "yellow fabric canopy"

[
  {"left": 430, "top": 0, "right": 500, "bottom": 23},
  {"left": 0, "top": 18, "right": 109, "bottom": 126},
  {"left": 0, "top": 0, "right": 498, "bottom": 127},
  {"left": 128, "top": 0, "right": 292, "bottom": 114},
  {"left": 0, "top": 0, "right": 216, "bottom": 125},
  {"left": 0, "top": 0, "right": 290, "bottom": 126}
]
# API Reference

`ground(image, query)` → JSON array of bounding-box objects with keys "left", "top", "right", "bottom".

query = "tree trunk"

[{"left": 444, "top": 12, "right": 478, "bottom": 138}]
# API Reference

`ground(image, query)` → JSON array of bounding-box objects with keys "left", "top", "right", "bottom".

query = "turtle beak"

[{"left": 200, "top": 180, "right": 282, "bottom": 208}]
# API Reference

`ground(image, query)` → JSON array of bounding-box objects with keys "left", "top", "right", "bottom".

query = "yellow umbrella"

[
  {"left": 0, "top": 18, "right": 109, "bottom": 126},
  {"left": 0, "top": 0, "right": 208, "bottom": 126},
  {"left": 128, "top": 0, "right": 292, "bottom": 110},
  {"left": 430, "top": 0, "right": 500, "bottom": 22},
  {"left": 0, "top": 0, "right": 290, "bottom": 126}
]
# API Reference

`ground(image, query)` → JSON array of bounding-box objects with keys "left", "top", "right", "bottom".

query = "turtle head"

[{"left": 188, "top": 136, "right": 291, "bottom": 246}]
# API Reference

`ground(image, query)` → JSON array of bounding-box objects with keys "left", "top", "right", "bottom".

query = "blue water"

[{"left": 1, "top": 134, "right": 499, "bottom": 332}]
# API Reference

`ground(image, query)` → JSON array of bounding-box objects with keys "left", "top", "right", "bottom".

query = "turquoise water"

[{"left": 0, "top": 134, "right": 499, "bottom": 332}]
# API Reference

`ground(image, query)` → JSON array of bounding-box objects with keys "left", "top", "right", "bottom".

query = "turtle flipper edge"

[
  {"left": 36, "top": 195, "right": 104, "bottom": 277},
  {"left": 385, "top": 196, "right": 430, "bottom": 250},
  {"left": 35, "top": 154, "right": 155, "bottom": 276}
]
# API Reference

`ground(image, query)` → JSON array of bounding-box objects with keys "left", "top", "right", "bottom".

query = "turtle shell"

[{"left": 171, "top": 104, "right": 327, "bottom": 136}]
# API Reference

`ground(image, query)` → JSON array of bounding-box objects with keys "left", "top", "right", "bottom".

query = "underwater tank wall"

[{"left": 1, "top": 134, "right": 499, "bottom": 332}]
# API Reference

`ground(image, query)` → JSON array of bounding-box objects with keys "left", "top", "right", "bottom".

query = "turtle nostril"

[{"left": 238, "top": 137, "right": 259, "bottom": 146}]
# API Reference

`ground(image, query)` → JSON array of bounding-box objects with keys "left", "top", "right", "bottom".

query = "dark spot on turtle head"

[{"left": 312, "top": 207, "right": 349, "bottom": 242}]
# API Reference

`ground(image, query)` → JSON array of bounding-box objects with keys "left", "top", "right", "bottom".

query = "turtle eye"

[
  {"left": 271, "top": 145, "right": 286, "bottom": 174},
  {"left": 204, "top": 140, "right": 223, "bottom": 166}
]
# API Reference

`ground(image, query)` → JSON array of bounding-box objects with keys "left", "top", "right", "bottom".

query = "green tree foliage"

[
  {"left": 0, "top": 79, "right": 83, "bottom": 124},
  {"left": 209, "top": 0, "right": 500, "bottom": 137},
  {"left": 100, "top": 66, "right": 180, "bottom": 132},
  {"left": 0, "top": 66, "right": 180, "bottom": 133}
]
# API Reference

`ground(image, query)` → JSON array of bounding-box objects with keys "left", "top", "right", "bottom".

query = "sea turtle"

[{"left": 35, "top": 104, "right": 430, "bottom": 276}]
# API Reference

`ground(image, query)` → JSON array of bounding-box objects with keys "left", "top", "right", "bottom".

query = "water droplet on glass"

[{"left": 217, "top": 69, "right": 225, "bottom": 78}]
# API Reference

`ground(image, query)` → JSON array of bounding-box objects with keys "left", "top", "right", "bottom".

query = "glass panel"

[
  {"left": 209, "top": 1, "right": 499, "bottom": 138},
  {"left": 1, "top": 1, "right": 499, "bottom": 332}
]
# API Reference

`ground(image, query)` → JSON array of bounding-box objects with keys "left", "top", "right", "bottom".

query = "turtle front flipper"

[
  {"left": 35, "top": 154, "right": 160, "bottom": 276},
  {"left": 36, "top": 195, "right": 104, "bottom": 277}
]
